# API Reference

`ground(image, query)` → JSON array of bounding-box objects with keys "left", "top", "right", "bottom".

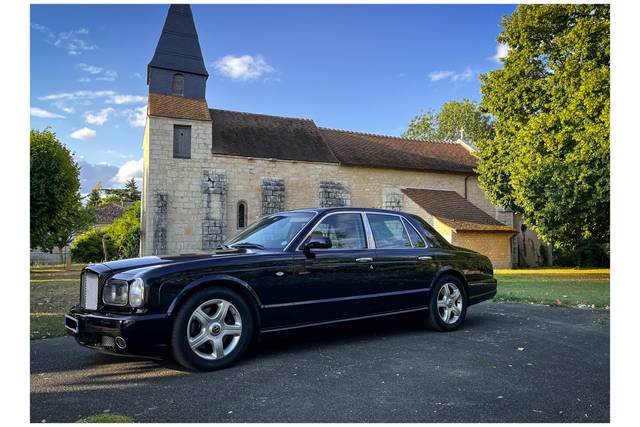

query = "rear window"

[{"left": 406, "top": 215, "right": 450, "bottom": 248}]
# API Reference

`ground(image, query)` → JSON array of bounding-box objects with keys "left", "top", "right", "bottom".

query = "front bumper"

[{"left": 65, "top": 307, "right": 171, "bottom": 356}]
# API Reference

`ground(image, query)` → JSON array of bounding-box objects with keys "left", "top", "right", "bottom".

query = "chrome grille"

[{"left": 79, "top": 271, "right": 99, "bottom": 310}]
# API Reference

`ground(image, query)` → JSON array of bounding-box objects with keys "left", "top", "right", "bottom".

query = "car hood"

[{"left": 88, "top": 248, "right": 252, "bottom": 274}]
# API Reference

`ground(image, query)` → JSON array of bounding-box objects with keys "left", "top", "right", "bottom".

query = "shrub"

[
  {"left": 70, "top": 229, "right": 113, "bottom": 263},
  {"left": 104, "top": 202, "right": 141, "bottom": 259}
]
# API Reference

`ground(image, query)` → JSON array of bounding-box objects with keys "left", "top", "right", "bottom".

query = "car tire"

[
  {"left": 425, "top": 275, "right": 467, "bottom": 332},
  {"left": 171, "top": 287, "right": 254, "bottom": 371}
]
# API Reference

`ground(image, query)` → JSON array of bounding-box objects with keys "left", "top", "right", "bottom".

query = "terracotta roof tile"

[
  {"left": 95, "top": 203, "right": 126, "bottom": 225},
  {"left": 402, "top": 188, "right": 515, "bottom": 232},
  {"left": 319, "top": 128, "right": 478, "bottom": 174},
  {"left": 148, "top": 93, "right": 211, "bottom": 121}
]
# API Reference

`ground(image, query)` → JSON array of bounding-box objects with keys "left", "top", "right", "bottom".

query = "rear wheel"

[
  {"left": 425, "top": 275, "right": 467, "bottom": 331},
  {"left": 171, "top": 287, "right": 253, "bottom": 371}
]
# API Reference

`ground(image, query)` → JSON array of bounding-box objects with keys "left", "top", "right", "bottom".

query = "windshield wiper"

[{"left": 230, "top": 242, "right": 265, "bottom": 249}]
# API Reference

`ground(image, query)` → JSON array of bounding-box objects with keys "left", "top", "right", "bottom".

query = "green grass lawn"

[
  {"left": 494, "top": 269, "right": 609, "bottom": 309},
  {"left": 76, "top": 413, "right": 133, "bottom": 423},
  {"left": 30, "top": 267, "right": 81, "bottom": 340}
]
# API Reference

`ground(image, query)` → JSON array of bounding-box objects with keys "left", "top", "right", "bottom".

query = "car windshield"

[{"left": 226, "top": 211, "right": 316, "bottom": 251}]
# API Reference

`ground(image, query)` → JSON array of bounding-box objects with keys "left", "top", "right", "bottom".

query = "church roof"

[
  {"left": 149, "top": 93, "right": 211, "bottom": 121},
  {"left": 148, "top": 4, "right": 209, "bottom": 77},
  {"left": 318, "top": 128, "right": 477, "bottom": 174},
  {"left": 401, "top": 188, "right": 514, "bottom": 232},
  {"left": 210, "top": 109, "right": 339, "bottom": 164}
]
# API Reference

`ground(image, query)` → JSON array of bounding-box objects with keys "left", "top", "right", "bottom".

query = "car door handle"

[
  {"left": 417, "top": 256, "right": 433, "bottom": 261},
  {"left": 355, "top": 257, "right": 373, "bottom": 263}
]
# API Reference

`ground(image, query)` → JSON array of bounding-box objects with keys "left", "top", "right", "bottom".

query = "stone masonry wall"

[
  {"left": 382, "top": 188, "right": 404, "bottom": 211},
  {"left": 318, "top": 181, "right": 351, "bottom": 207},
  {"left": 152, "top": 192, "right": 168, "bottom": 255},
  {"left": 202, "top": 171, "right": 227, "bottom": 250},
  {"left": 261, "top": 178, "right": 285, "bottom": 215}
]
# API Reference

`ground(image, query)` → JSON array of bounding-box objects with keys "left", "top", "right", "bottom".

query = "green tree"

[
  {"left": 123, "top": 178, "right": 141, "bottom": 202},
  {"left": 86, "top": 182, "right": 103, "bottom": 208},
  {"left": 30, "top": 129, "right": 81, "bottom": 250},
  {"left": 403, "top": 99, "right": 494, "bottom": 142},
  {"left": 104, "top": 201, "right": 141, "bottom": 259},
  {"left": 41, "top": 204, "right": 96, "bottom": 263},
  {"left": 477, "top": 4, "right": 609, "bottom": 249}
]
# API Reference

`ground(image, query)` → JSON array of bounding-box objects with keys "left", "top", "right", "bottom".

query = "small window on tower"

[
  {"left": 237, "top": 201, "right": 247, "bottom": 229},
  {"left": 173, "top": 125, "right": 191, "bottom": 159},
  {"left": 172, "top": 73, "right": 184, "bottom": 96}
]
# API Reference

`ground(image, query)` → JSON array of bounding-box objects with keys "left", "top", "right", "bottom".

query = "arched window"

[
  {"left": 172, "top": 73, "right": 184, "bottom": 96},
  {"left": 237, "top": 201, "right": 247, "bottom": 229}
]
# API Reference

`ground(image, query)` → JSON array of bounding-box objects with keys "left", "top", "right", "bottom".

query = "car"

[{"left": 65, "top": 207, "right": 497, "bottom": 371}]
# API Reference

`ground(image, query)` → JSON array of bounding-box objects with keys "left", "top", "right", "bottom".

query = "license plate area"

[{"left": 64, "top": 315, "right": 79, "bottom": 334}]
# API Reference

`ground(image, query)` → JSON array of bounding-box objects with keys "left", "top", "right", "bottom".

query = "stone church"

[{"left": 140, "top": 4, "right": 548, "bottom": 269}]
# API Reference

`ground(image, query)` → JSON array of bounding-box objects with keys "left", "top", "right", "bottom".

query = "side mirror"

[{"left": 304, "top": 235, "right": 332, "bottom": 251}]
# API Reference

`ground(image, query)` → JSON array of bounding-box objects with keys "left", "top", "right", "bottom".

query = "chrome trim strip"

[
  {"left": 262, "top": 287, "right": 430, "bottom": 309},
  {"left": 260, "top": 306, "right": 429, "bottom": 333},
  {"left": 361, "top": 211, "right": 376, "bottom": 249}
]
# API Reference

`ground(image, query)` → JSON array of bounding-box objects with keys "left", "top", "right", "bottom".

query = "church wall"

[{"left": 141, "top": 115, "right": 516, "bottom": 261}]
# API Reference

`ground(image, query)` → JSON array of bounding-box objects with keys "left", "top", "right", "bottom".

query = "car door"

[
  {"left": 272, "top": 211, "right": 380, "bottom": 326},
  {"left": 366, "top": 213, "right": 436, "bottom": 311}
]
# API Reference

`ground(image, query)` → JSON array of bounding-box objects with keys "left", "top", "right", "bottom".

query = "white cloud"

[
  {"left": 111, "top": 158, "right": 143, "bottom": 185},
  {"left": 84, "top": 108, "right": 115, "bottom": 126},
  {"left": 429, "top": 67, "right": 474, "bottom": 83},
  {"left": 452, "top": 67, "right": 473, "bottom": 82},
  {"left": 429, "top": 70, "right": 455, "bottom": 82},
  {"left": 77, "top": 159, "right": 119, "bottom": 193},
  {"left": 78, "top": 77, "right": 91, "bottom": 83},
  {"left": 96, "top": 70, "right": 118, "bottom": 81},
  {"left": 30, "top": 107, "right": 65, "bottom": 119},
  {"left": 491, "top": 43, "right": 511, "bottom": 63},
  {"left": 213, "top": 54, "right": 274, "bottom": 81},
  {"left": 31, "top": 23, "right": 97, "bottom": 55},
  {"left": 53, "top": 102, "right": 75, "bottom": 114},
  {"left": 125, "top": 105, "right": 147, "bottom": 127},
  {"left": 70, "top": 127, "right": 96, "bottom": 140},
  {"left": 38, "top": 90, "right": 116, "bottom": 101},
  {"left": 77, "top": 63, "right": 102, "bottom": 74},
  {"left": 106, "top": 94, "right": 146, "bottom": 105}
]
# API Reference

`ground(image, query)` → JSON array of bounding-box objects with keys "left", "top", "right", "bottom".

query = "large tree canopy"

[
  {"left": 477, "top": 4, "right": 609, "bottom": 249},
  {"left": 403, "top": 99, "right": 494, "bottom": 143},
  {"left": 30, "top": 129, "right": 82, "bottom": 250}
]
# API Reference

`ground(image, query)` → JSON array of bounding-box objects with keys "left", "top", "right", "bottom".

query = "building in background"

[{"left": 140, "top": 4, "right": 549, "bottom": 268}]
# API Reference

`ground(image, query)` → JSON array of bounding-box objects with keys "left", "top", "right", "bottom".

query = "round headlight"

[
  {"left": 129, "top": 278, "right": 145, "bottom": 308},
  {"left": 102, "top": 280, "right": 129, "bottom": 306}
]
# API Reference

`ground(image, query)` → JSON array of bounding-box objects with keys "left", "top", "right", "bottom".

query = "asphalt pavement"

[{"left": 30, "top": 303, "right": 609, "bottom": 422}]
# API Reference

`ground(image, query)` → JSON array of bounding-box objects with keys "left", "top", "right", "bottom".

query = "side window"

[
  {"left": 237, "top": 201, "right": 247, "bottom": 229},
  {"left": 309, "top": 213, "right": 367, "bottom": 250},
  {"left": 368, "top": 214, "right": 412, "bottom": 249},
  {"left": 403, "top": 217, "right": 427, "bottom": 248},
  {"left": 172, "top": 73, "right": 184, "bottom": 96},
  {"left": 173, "top": 125, "right": 191, "bottom": 159},
  {"left": 409, "top": 215, "right": 448, "bottom": 247}
]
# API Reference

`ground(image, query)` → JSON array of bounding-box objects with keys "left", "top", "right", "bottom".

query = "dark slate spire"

[{"left": 148, "top": 4, "right": 208, "bottom": 77}]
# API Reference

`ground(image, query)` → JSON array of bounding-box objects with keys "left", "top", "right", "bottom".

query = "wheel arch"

[
  {"left": 167, "top": 275, "right": 262, "bottom": 332},
  {"left": 432, "top": 267, "right": 469, "bottom": 297}
]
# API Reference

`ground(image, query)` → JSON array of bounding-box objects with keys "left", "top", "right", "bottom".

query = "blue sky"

[{"left": 30, "top": 3, "right": 513, "bottom": 193}]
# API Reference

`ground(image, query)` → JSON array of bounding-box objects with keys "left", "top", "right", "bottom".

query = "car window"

[
  {"left": 408, "top": 215, "right": 449, "bottom": 247},
  {"left": 310, "top": 213, "right": 367, "bottom": 250},
  {"left": 403, "top": 218, "right": 427, "bottom": 248},
  {"left": 367, "top": 214, "right": 412, "bottom": 249}
]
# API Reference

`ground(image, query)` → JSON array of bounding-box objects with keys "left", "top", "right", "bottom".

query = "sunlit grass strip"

[
  {"left": 76, "top": 414, "right": 133, "bottom": 423},
  {"left": 30, "top": 279, "right": 78, "bottom": 283},
  {"left": 495, "top": 269, "right": 609, "bottom": 275}
]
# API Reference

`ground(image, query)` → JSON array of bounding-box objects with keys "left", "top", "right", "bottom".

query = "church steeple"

[{"left": 148, "top": 4, "right": 208, "bottom": 99}]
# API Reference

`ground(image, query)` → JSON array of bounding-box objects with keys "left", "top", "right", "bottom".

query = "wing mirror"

[{"left": 304, "top": 235, "right": 332, "bottom": 251}]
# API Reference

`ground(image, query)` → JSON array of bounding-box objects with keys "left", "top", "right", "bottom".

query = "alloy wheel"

[
  {"left": 187, "top": 298, "right": 242, "bottom": 360},
  {"left": 437, "top": 282, "right": 463, "bottom": 324}
]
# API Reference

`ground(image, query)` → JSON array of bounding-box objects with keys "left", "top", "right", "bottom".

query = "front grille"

[{"left": 79, "top": 271, "right": 99, "bottom": 310}]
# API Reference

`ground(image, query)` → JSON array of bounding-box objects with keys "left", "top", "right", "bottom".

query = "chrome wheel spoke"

[
  {"left": 189, "top": 331, "right": 210, "bottom": 350},
  {"left": 192, "top": 308, "right": 211, "bottom": 325},
  {"left": 212, "top": 337, "right": 225, "bottom": 359},
  {"left": 451, "top": 289, "right": 461, "bottom": 301},
  {"left": 451, "top": 305, "right": 461, "bottom": 316},
  {"left": 223, "top": 323, "right": 242, "bottom": 336},
  {"left": 213, "top": 301, "right": 230, "bottom": 322},
  {"left": 437, "top": 300, "right": 447, "bottom": 308}
]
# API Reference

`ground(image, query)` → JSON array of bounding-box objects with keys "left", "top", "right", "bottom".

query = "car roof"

[{"left": 288, "top": 207, "right": 411, "bottom": 216}]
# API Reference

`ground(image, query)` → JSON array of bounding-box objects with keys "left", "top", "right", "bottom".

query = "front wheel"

[
  {"left": 171, "top": 287, "right": 254, "bottom": 371},
  {"left": 425, "top": 275, "right": 467, "bottom": 331}
]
